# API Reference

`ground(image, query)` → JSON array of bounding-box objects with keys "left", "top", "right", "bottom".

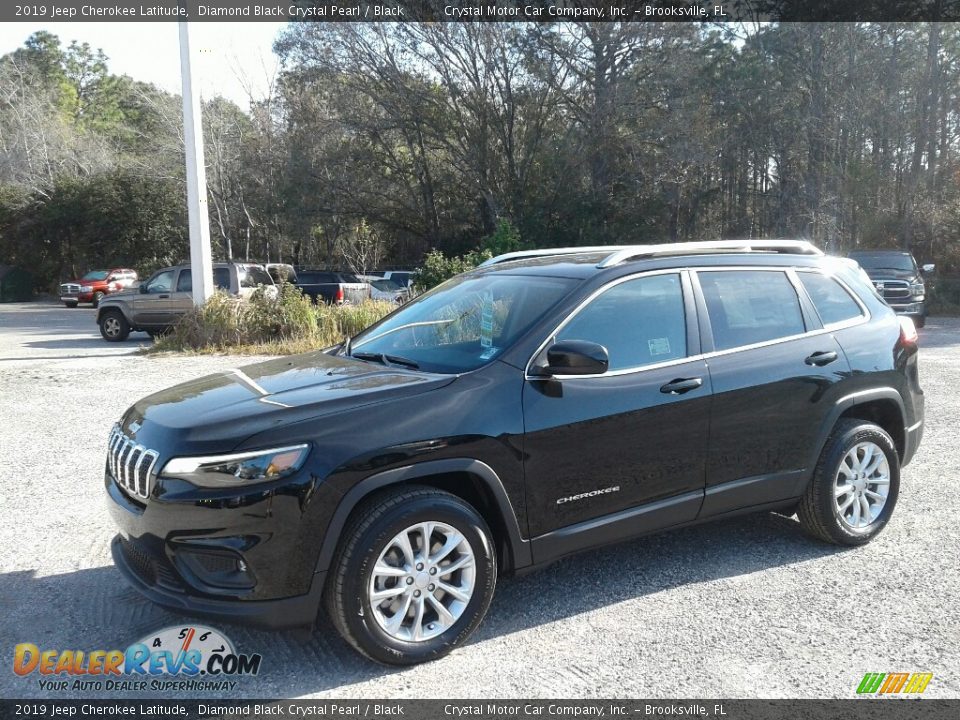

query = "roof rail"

[
  {"left": 479, "top": 246, "right": 632, "bottom": 267},
  {"left": 597, "top": 240, "right": 823, "bottom": 268}
]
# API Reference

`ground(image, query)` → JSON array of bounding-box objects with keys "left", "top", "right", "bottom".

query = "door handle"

[
  {"left": 660, "top": 377, "right": 703, "bottom": 395},
  {"left": 805, "top": 350, "right": 838, "bottom": 366}
]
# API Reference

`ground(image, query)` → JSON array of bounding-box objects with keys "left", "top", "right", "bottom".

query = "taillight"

[
  {"left": 899, "top": 316, "right": 918, "bottom": 345},
  {"left": 334, "top": 287, "right": 344, "bottom": 304}
]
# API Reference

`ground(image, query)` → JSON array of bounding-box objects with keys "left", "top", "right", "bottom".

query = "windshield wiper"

[{"left": 351, "top": 351, "right": 420, "bottom": 370}]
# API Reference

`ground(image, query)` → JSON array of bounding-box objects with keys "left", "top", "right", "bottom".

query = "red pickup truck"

[{"left": 60, "top": 268, "right": 138, "bottom": 308}]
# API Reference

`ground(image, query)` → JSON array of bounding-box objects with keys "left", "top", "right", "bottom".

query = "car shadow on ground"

[
  {"left": 23, "top": 336, "right": 151, "bottom": 351},
  {"left": 2, "top": 511, "right": 844, "bottom": 698}
]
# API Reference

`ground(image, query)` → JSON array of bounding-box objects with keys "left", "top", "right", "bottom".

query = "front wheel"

[
  {"left": 325, "top": 487, "right": 497, "bottom": 665},
  {"left": 798, "top": 419, "right": 900, "bottom": 546},
  {"left": 64, "top": 301, "right": 78, "bottom": 309},
  {"left": 92, "top": 291, "right": 105, "bottom": 308},
  {"left": 99, "top": 310, "right": 130, "bottom": 342}
]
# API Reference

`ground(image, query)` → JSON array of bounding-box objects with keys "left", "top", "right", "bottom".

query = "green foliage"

[
  {"left": 480, "top": 219, "right": 525, "bottom": 257},
  {"left": 413, "top": 249, "right": 493, "bottom": 292},
  {"left": 153, "top": 289, "right": 395, "bottom": 354}
]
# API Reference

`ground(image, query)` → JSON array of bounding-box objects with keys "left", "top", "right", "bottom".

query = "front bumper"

[
  {"left": 105, "top": 471, "right": 326, "bottom": 629},
  {"left": 888, "top": 301, "right": 926, "bottom": 318},
  {"left": 111, "top": 535, "right": 325, "bottom": 629},
  {"left": 61, "top": 292, "right": 93, "bottom": 303}
]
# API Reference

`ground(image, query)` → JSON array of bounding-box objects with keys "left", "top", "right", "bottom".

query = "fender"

[
  {"left": 313, "top": 458, "right": 533, "bottom": 575},
  {"left": 799, "top": 387, "right": 906, "bottom": 495}
]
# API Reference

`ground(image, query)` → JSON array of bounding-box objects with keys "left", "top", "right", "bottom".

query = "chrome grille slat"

[{"left": 107, "top": 424, "right": 159, "bottom": 500}]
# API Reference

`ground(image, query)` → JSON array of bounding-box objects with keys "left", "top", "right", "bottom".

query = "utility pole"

[{"left": 178, "top": 20, "right": 214, "bottom": 305}]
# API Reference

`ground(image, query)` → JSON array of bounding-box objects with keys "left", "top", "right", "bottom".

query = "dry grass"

[{"left": 147, "top": 288, "right": 396, "bottom": 355}]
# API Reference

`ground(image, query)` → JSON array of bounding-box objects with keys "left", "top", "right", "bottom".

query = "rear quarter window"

[{"left": 798, "top": 272, "right": 864, "bottom": 326}]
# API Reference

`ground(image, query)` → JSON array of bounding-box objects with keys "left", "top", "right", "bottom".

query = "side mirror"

[
  {"left": 531, "top": 339, "right": 609, "bottom": 377},
  {"left": 139, "top": 284, "right": 148, "bottom": 294},
  {"left": 922, "top": 263, "right": 935, "bottom": 275}
]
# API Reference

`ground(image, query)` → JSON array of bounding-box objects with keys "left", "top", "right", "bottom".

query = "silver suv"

[{"left": 96, "top": 262, "right": 275, "bottom": 341}]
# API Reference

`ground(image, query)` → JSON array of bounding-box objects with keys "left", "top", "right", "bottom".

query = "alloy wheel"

[
  {"left": 103, "top": 317, "right": 121, "bottom": 338},
  {"left": 369, "top": 521, "right": 476, "bottom": 642},
  {"left": 833, "top": 441, "right": 890, "bottom": 531}
]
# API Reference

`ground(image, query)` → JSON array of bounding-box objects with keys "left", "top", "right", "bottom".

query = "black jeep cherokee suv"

[{"left": 106, "top": 240, "right": 924, "bottom": 665}]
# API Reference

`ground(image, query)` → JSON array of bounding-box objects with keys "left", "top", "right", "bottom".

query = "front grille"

[
  {"left": 108, "top": 424, "right": 159, "bottom": 499},
  {"left": 878, "top": 280, "right": 911, "bottom": 301},
  {"left": 61, "top": 283, "right": 80, "bottom": 295}
]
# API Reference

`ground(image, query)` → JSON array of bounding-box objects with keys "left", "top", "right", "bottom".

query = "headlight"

[
  {"left": 81, "top": 285, "right": 93, "bottom": 293},
  {"left": 161, "top": 444, "right": 309, "bottom": 487},
  {"left": 910, "top": 282, "right": 925, "bottom": 299}
]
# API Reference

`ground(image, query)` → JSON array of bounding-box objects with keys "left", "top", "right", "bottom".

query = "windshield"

[
  {"left": 849, "top": 253, "right": 916, "bottom": 272},
  {"left": 349, "top": 273, "right": 577, "bottom": 373},
  {"left": 82, "top": 270, "right": 109, "bottom": 281},
  {"left": 372, "top": 279, "right": 402, "bottom": 291}
]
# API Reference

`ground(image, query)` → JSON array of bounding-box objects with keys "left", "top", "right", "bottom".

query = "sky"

[{"left": 0, "top": 22, "right": 286, "bottom": 108}]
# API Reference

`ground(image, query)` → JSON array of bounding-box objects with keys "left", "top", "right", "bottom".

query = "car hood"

[
  {"left": 121, "top": 351, "right": 455, "bottom": 454},
  {"left": 860, "top": 267, "right": 919, "bottom": 282}
]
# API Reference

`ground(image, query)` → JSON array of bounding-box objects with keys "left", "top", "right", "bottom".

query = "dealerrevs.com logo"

[
  {"left": 13, "top": 625, "right": 262, "bottom": 692},
  {"left": 857, "top": 672, "right": 933, "bottom": 696}
]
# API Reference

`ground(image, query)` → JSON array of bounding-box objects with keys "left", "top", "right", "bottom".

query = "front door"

[
  {"left": 522, "top": 272, "right": 711, "bottom": 555},
  {"left": 132, "top": 269, "right": 175, "bottom": 326}
]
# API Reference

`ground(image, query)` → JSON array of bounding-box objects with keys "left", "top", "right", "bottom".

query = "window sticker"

[
  {"left": 648, "top": 337, "right": 671, "bottom": 356},
  {"left": 479, "top": 346, "right": 499, "bottom": 360},
  {"left": 480, "top": 291, "right": 494, "bottom": 348}
]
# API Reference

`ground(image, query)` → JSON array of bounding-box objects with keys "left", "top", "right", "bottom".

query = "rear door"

[
  {"left": 523, "top": 271, "right": 711, "bottom": 547},
  {"left": 693, "top": 267, "right": 851, "bottom": 515},
  {"left": 169, "top": 269, "right": 196, "bottom": 322}
]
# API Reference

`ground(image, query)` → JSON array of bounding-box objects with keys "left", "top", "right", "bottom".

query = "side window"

[
  {"left": 176, "top": 270, "right": 192, "bottom": 292},
  {"left": 698, "top": 270, "right": 806, "bottom": 351},
  {"left": 557, "top": 274, "right": 687, "bottom": 371},
  {"left": 145, "top": 270, "right": 174, "bottom": 294},
  {"left": 798, "top": 272, "right": 864, "bottom": 326},
  {"left": 213, "top": 268, "right": 231, "bottom": 290}
]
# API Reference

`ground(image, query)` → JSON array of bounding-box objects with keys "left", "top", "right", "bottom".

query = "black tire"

[
  {"left": 64, "top": 301, "right": 78, "bottom": 309},
  {"left": 798, "top": 419, "right": 900, "bottom": 546},
  {"left": 914, "top": 316, "right": 926, "bottom": 329},
  {"left": 99, "top": 310, "right": 130, "bottom": 342},
  {"left": 325, "top": 486, "right": 497, "bottom": 666},
  {"left": 92, "top": 291, "right": 105, "bottom": 308}
]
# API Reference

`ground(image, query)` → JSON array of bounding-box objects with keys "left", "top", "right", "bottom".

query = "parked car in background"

[
  {"left": 848, "top": 250, "right": 933, "bottom": 328},
  {"left": 369, "top": 269, "right": 416, "bottom": 288},
  {"left": 359, "top": 275, "right": 410, "bottom": 304},
  {"left": 104, "top": 240, "right": 923, "bottom": 665},
  {"left": 60, "top": 268, "right": 138, "bottom": 308},
  {"left": 294, "top": 270, "right": 370, "bottom": 305},
  {"left": 96, "top": 262, "right": 275, "bottom": 341}
]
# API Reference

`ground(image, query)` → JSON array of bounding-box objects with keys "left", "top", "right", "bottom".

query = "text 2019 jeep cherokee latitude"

[{"left": 106, "top": 240, "right": 924, "bottom": 665}]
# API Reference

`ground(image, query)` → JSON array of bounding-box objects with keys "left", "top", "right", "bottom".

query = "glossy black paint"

[{"left": 105, "top": 250, "right": 925, "bottom": 629}]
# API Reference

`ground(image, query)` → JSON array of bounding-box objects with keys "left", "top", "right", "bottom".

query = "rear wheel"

[
  {"left": 798, "top": 419, "right": 900, "bottom": 546},
  {"left": 99, "top": 310, "right": 130, "bottom": 342},
  {"left": 325, "top": 487, "right": 497, "bottom": 665}
]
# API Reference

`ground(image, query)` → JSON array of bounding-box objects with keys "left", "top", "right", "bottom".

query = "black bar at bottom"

[{"left": 1, "top": 699, "right": 958, "bottom": 720}]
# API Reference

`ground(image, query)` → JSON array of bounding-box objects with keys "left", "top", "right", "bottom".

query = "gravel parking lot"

[{"left": 1, "top": 300, "right": 958, "bottom": 699}]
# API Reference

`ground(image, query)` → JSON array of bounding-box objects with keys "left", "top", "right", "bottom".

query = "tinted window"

[
  {"left": 557, "top": 274, "right": 687, "bottom": 371},
  {"left": 240, "top": 266, "right": 273, "bottom": 288},
  {"left": 176, "top": 270, "right": 192, "bottom": 292},
  {"left": 82, "top": 270, "right": 109, "bottom": 281},
  {"left": 145, "top": 270, "right": 174, "bottom": 294},
  {"left": 298, "top": 272, "right": 336, "bottom": 284},
  {"left": 849, "top": 252, "right": 916, "bottom": 272},
  {"left": 798, "top": 272, "right": 863, "bottom": 326},
  {"left": 699, "top": 271, "right": 806, "bottom": 351},
  {"left": 213, "top": 268, "right": 231, "bottom": 290}
]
